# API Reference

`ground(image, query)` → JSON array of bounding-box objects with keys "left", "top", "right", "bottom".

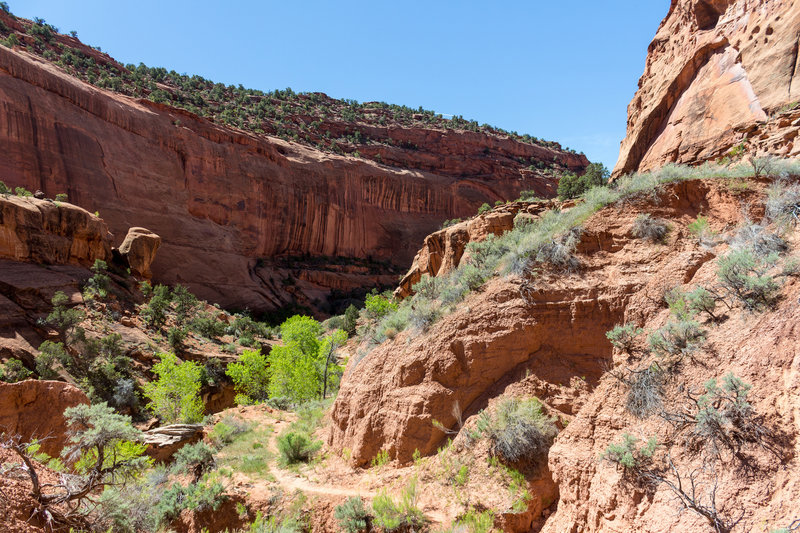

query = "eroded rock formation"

[
  {"left": 0, "top": 25, "right": 588, "bottom": 312},
  {"left": 0, "top": 380, "right": 89, "bottom": 456},
  {"left": 118, "top": 227, "right": 161, "bottom": 279},
  {"left": 614, "top": 0, "right": 800, "bottom": 176}
]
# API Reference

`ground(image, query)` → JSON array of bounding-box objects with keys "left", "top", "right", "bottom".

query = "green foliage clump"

[
  {"left": 268, "top": 316, "right": 345, "bottom": 403},
  {"left": 15, "top": 186, "right": 33, "bottom": 197},
  {"left": 226, "top": 348, "right": 270, "bottom": 405},
  {"left": 687, "top": 215, "right": 716, "bottom": 243},
  {"left": 167, "top": 326, "right": 187, "bottom": 352},
  {"left": 171, "top": 284, "right": 199, "bottom": 326},
  {"left": 605, "top": 323, "right": 643, "bottom": 353},
  {"left": 276, "top": 430, "right": 322, "bottom": 465},
  {"left": 155, "top": 477, "right": 226, "bottom": 522},
  {"left": 343, "top": 304, "right": 359, "bottom": 336},
  {"left": 452, "top": 508, "right": 495, "bottom": 533},
  {"left": 716, "top": 248, "right": 780, "bottom": 311},
  {"left": 694, "top": 373, "right": 756, "bottom": 453},
  {"left": 648, "top": 319, "right": 706, "bottom": 361},
  {"left": 371, "top": 448, "right": 390, "bottom": 468},
  {"left": 479, "top": 396, "right": 557, "bottom": 463},
  {"left": 624, "top": 364, "right": 663, "bottom": 418},
  {"left": 334, "top": 496, "right": 371, "bottom": 533},
  {"left": 140, "top": 284, "right": 172, "bottom": 329},
  {"left": 600, "top": 433, "right": 658, "bottom": 471},
  {"left": 84, "top": 259, "right": 111, "bottom": 299},
  {"left": 557, "top": 162, "right": 609, "bottom": 199},
  {"left": 208, "top": 416, "right": 250, "bottom": 448},
  {"left": 371, "top": 476, "right": 427, "bottom": 532},
  {"left": 477, "top": 203, "right": 492, "bottom": 215},
  {"left": 143, "top": 352, "right": 204, "bottom": 423},
  {"left": 364, "top": 291, "right": 398, "bottom": 320},
  {"left": 0, "top": 180, "right": 10, "bottom": 195},
  {"left": 0, "top": 358, "right": 32, "bottom": 382},
  {"left": 54, "top": 193, "right": 68, "bottom": 202},
  {"left": 35, "top": 340, "right": 66, "bottom": 379},
  {"left": 41, "top": 291, "right": 84, "bottom": 340},
  {"left": 189, "top": 311, "right": 227, "bottom": 339}
]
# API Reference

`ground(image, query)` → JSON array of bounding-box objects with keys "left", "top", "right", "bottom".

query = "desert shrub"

[
  {"left": 276, "top": 430, "right": 321, "bottom": 465},
  {"left": 0, "top": 180, "right": 10, "bottom": 195},
  {"left": 766, "top": 182, "right": 800, "bottom": 226},
  {"left": 693, "top": 373, "right": 756, "bottom": 453},
  {"left": 625, "top": 365, "right": 663, "bottom": 418},
  {"left": 35, "top": 340, "right": 65, "bottom": 379},
  {"left": 189, "top": 312, "right": 227, "bottom": 339},
  {"left": 600, "top": 433, "right": 658, "bottom": 471},
  {"left": 371, "top": 448, "right": 390, "bottom": 468},
  {"left": 685, "top": 287, "right": 719, "bottom": 321},
  {"left": 729, "top": 222, "right": 786, "bottom": 257},
  {"left": 41, "top": 291, "right": 84, "bottom": 340},
  {"left": 687, "top": 215, "right": 717, "bottom": 245},
  {"left": 84, "top": 259, "right": 111, "bottom": 299},
  {"left": 335, "top": 496, "right": 371, "bottom": 533},
  {"left": 55, "top": 193, "right": 68, "bottom": 202},
  {"left": 477, "top": 202, "right": 492, "bottom": 215},
  {"left": 372, "top": 476, "right": 427, "bottom": 532},
  {"left": 364, "top": 291, "right": 397, "bottom": 320},
  {"left": 226, "top": 348, "right": 270, "bottom": 405},
  {"left": 451, "top": 509, "right": 495, "bottom": 533},
  {"left": 750, "top": 155, "right": 776, "bottom": 177},
  {"left": 557, "top": 162, "right": 609, "bottom": 199},
  {"left": 343, "top": 304, "right": 359, "bottom": 336},
  {"left": 143, "top": 352, "right": 204, "bottom": 424},
  {"left": 111, "top": 378, "right": 138, "bottom": 409},
  {"left": 481, "top": 397, "right": 557, "bottom": 463},
  {"left": 167, "top": 326, "right": 187, "bottom": 351},
  {"left": 15, "top": 186, "right": 33, "bottom": 197},
  {"left": 605, "top": 323, "right": 643, "bottom": 353},
  {"left": 648, "top": 319, "right": 705, "bottom": 361},
  {"left": 716, "top": 248, "right": 780, "bottom": 310},
  {"left": 174, "top": 442, "right": 216, "bottom": 480},
  {"left": 0, "top": 358, "right": 32, "bottom": 382},
  {"left": 631, "top": 214, "right": 670, "bottom": 243},
  {"left": 171, "top": 284, "right": 199, "bottom": 326},
  {"left": 140, "top": 284, "right": 171, "bottom": 329},
  {"left": 208, "top": 416, "right": 250, "bottom": 448},
  {"left": 156, "top": 477, "right": 226, "bottom": 522},
  {"left": 247, "top": 512, "right": 302, "bottom": 533}
]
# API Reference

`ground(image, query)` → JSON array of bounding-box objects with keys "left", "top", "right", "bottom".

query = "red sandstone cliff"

[
  {"left": 614, "top": 0, "right": 800, "bottom": 176},
  {"left": 0, "top": 14, "right": 588, "bottom": 312}
]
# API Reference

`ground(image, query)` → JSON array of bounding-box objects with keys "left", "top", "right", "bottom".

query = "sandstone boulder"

[
  {"left": 0, "top": 195, "right": 112, "bottom": 267},
  {"left": 142, "top": 424, "right": 204, "bottom": 462},
  {"left": 118, "top": 227, "right": 161, "bottom": 278},
  {"left": 0, "top": 380, "right": 89, "bottom": 457}
]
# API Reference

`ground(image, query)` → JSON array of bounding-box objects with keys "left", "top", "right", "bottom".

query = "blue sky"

[{"left": 11, "top": 1, "right": 668, "bottom": 169}]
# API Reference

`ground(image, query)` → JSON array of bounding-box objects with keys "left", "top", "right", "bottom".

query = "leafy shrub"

[
  {"left": 687, "top": 215, "right": 716, "bottom": 244},
  {"left": 276, "top": 430, "right": 321, "bottom": 465},
  {"left": 716, "top": 248, "right": 780, "bottom": 310},
  {"left": 729, "top": 222, "right": 786, "bottom": 257},
  {"left": 605, "top": 323, "right": 643, "bottom": 353},
  {"left": 140, "top": 284, "right": 171, "bottom": 329},
  {"left": 55, "top": 193, "right": 68, "bottom": 202},
  {"left": 84, "top": 259, "right": 111, "bottom": 299},
  {"left": 693, "top": 373, "right": 757, "bottom": 453},
  {"left": 766, "top": 182, "right": 800, "bottom": 226},
  {"left": 15, "top": 186, "right": 33, "bottom": 197},
  {"left": 343, "top": 304, "right": 359, "bottom": 336},
  {"left": 372, "top": 476, "right": 427, "bottom": 532},
  {"left": 226, "top": 348, "right": 270, "bottom": 405},
  {"left": 171, "top": 284, "right": 199, "bottom": 326},
  {"left": 167, "top": 326, "right": 187, "bottom": 351},
  {"left": 648, "top": 319, "right": 705, "bottom": 360},
  {"left": 364, "top": 291, "right": 397, "bottom": 320},
  {"left": 156, "top": 478, "right": 226, "bottom": 522},
  {"left": 685, "top": 287, "right": 719, "bottom": 321},
  {"left": 143, "top": 352, "right": 204, "bottom": 423},
  {"left": 477, "top": 203, "right": 492, "bottom": 215},
  {"left": 208, "top": 416, "right": 250, "bottom": 448},
  {"left": 371, "top": 448, "right": 390, "bottom": 468},
  {"left": 247, "top": 512, "right": 302, "bottom": 533},
  {"left": 335, "top": 496, "right": 371, "bottom": 533},
  {"left": 34, "top": 340, "right": 65, "bottom": 379},
  {"left": 452, "top": 508, "right": 495, "bottom": 533},
  {"left": 174, "top": 442, "right": 216, "bottom": 479},
  {"left": 600, "top": 433, "right": 658, "bottom": 471},
  {"left": 557, "top": 162, "right": 609, "bottom": 199},
  {"left": 480, "top": 397, "right": 557, "bottom": 463},
  {"left": 631, "top": 214, "right": 670, "bottom": 243},
  {"left": 0, "top": 180, "right": 10, "bottom": 195},
  {"left": 41, "top": 291, "right": 84, "bottom": 340},
  {"left": 0, "top": 358, "right": 32, "bottom": 382},
  {"left": 190, "top": 312, "right": 227, "bottom": 339}
]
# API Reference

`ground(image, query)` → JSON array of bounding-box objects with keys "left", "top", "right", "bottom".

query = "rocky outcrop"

[
  {"left": 614, "top": 0, "right": 800, "bottom": 176},
  {"left": 0, "top": 380, "right": 89, "bottom": 456},
  {"left": 118, "top": 227, "right": 161, "bottom": 278},
  {"left": 0, "top": 33, "right": 588, "bottom": 312},
  {"left": 395, "top": 201, "right": 554, "bottom": 298},
  {"left": 0, "top": 195, "right": 112, "bottom": 267},
  {"left": 143, "top": 424, "right": 204, "bottom": 462}
]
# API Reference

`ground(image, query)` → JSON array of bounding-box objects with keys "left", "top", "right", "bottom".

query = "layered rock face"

[
  {"left": 0, "top": 195, "right": 112, "bottom": 266},
  {"left": 614, "top": 0, "right": 800, "bottom": 176},
  {"left": 0, "top": 34, "right": 588, "bottom": 312}
]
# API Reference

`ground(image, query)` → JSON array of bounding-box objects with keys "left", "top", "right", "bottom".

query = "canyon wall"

[
  {"left": 0, "top": 36, "right": 587, "bottom": 312},
  {"left": 614, "top": 0, "right": 800, "bottom": 176}
]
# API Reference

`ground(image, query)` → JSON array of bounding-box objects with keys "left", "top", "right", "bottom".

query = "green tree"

[
  {"left": 143, "top": 353, "right": 204, "bottom": 423},
  {"left": 557, "top": 162, "right": 609, "bottom": 199},
  {"left": 226, "top": 348, "right": 270, "bottom": 405},
  {"left": 41, "top": 291, "right": 85, "bottom": 341},
  {"left": 140, "top": 284, "right": 171, "bottom": 329}
]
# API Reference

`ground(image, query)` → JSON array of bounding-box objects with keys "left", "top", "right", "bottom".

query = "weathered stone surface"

[
  {"left": 118, "top": 227, "right": 160, "bottom": 278},
  {"left": 0, "top": 380, "right": 89, "bottom": 456},
  {"left": 0, "top": 38, "right": 587, "bottom": 312},
  {"left": 0, "top": 195, "right": 112, "bottom": 267},
  {"left": 614, "top": 0, "right": 800, "bottom": 176},
  {"left": 143, "top": 424, "right": 204, "bottom": 462}
]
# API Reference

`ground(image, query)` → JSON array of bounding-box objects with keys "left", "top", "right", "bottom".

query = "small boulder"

[
  {"left": 143, "top": 424, "right": 204, "bottom": 462},
  {"left": 118, "top": 227, "right": 161, "bottom": 278}
]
